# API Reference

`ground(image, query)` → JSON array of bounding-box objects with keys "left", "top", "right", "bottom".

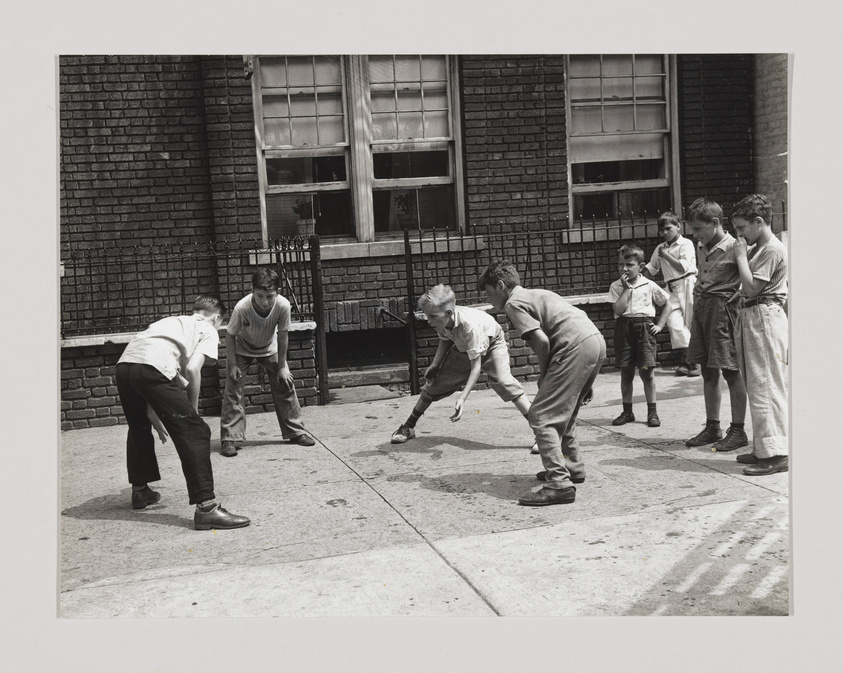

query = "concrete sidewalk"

[{"left": 59, "top": 368, "right": 789, "bottom": 617}]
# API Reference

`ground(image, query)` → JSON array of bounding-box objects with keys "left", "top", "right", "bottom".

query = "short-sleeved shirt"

[
  {"left": 118, "top": 314, "right": 220, "bottom": 383},
  {"left": 742, "top": 235, "right": 788, "bottom": 303},
  {"left": 695, "top": 232, "right": 741, "bottom": 298},
  {"left": 437, "top": 305, "right": 501, "bottom": 360},
  {"left": 645, "top": 234, "right": 697, "bottom": 283},
  {"left": 504, "top": 286, "right": 601, "bottom": 359},
  {"left": 226, "top": 294, "right": 292, "bottom": 357},
  {"left": 608, "top": 276, "right": 670, "bottom": 317}
]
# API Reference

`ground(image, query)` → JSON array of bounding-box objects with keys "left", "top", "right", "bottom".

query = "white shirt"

[
  {"left": 645, "top": 234, "right": 697, "bottom": 283},
  {"left": 438, "top": 305, "right": 501, "bottom": 360},
  {"left": 608, "top": 276, "right": 670, "bottom": 318}
]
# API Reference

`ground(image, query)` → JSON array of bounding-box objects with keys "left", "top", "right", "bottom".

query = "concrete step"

[{"left": 327, "top": 362, "right": 410, "bottom": 389}]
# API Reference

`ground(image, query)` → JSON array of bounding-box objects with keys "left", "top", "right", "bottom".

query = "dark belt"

[
  {"left": 666, "top": 272, "right": 694, "bottom": 289},
  {"left": 619, "top": 316, "right": 652, "bottom": 323},
  {"left": 743, "top": 295, "right": 782, "bottom": 308}
]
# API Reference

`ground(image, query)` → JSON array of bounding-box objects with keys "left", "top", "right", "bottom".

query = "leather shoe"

[
  {"left": 736, "top": 452, "right": 759, "bottom": 464},
  {"left": 132, "top": 487, "right": 161, "bottom": 510},
  {"left": 194, "top": 503, "right": 251, "bottom": 530},
  {"left": 536, "top": 470, "right": 585, "bottom": 484},
  {"left": 612, "top": 411, "right": 635, "bottom": 426},
  {"left": 518, "top": 486, "right": 576, "bottom": 506},
  {"left": 289, "top": 433, "right": 316, "bottom": 446},
  {"left": 221, "top": 441, "right": 238, "bottom": 457},
  {"left": 743, "top": 455, "right": 788, "bottom": 476}
]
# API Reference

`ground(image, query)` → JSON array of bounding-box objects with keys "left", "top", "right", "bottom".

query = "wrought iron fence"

[{"left": 60, "top": 237, "right": 320, "bottom": 338}]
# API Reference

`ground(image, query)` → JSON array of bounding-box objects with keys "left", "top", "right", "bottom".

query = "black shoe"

[
  {"left": 194, "top": 503, "right": 251, "bottom": 530},
  {"left": 685, "top": 424, "right": 723, "bottom": 447},
  {"left": 289, "top": 433, "right": 316, "bottom": 446},
  {"left": 537, "top": 470, "right": 585, "bottom": 484},
  {"left": 518, "top": 486, "right": 576, "bottom": 506},
  {"left": 736, "top": 452, "right": 759, "bottom": 464},
  {"left": 686, "top": 364, "right": 701, "bottom": 377},
  {"left": 612, "top": 411, "right": 635, "bottom": 426},
  {"left": 132, "top": 487, "right": 161, "bottom": 510},
  {"left": 221, "top": 441, "right": 238, "bottom": 457},
  {"left": 743, "top": 455, "right": 788, "bottom": 476},
  {"left": 713, "top": 426, "right": 749, "bottom": 452},
  {"left": 647, "top": 410, "right": 661, "bottom": 427},
  {"left": 674, "top": 363, "right": 690, "bottom": 376}
]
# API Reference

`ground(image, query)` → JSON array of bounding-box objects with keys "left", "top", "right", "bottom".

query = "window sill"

[
  {"left": 321, "top": 235, "right": 486, "bottom": 260},
  {"left": 60, "top": 321, "right": 317, "bottom": 348}
]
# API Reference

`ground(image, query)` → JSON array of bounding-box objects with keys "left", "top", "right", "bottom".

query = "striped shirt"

[
  {"left": 743, "top": 235, "right": 788, "bottom": 303},
  {"left": 226, "top": 294, "right": 292, "bottom": 357}
]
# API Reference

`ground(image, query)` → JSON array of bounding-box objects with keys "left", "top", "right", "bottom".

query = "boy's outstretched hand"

[
  {"left": 146, "top": 405, "right": 169, "bottom": 444},
  {"left": 450, "top": 399, "right": 464, "bottom": 422},
  {"left": 276, "top": 364, "right": 294, "bottom": 388}
]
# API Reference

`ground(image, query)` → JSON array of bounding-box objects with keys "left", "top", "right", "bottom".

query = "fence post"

[
  {"left": 404, "top": 227, "right": 420, "bottom": 395},
  {"left": 309, "top": 235, "right": 329, "bottom": 405}
]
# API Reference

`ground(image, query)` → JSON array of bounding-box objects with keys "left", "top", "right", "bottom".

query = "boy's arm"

[
  {"left": 425, "top": 338, "right": 451, "bottom": 381},
  {"left": 734, "top": 236, "right": 766, "bottom": 297},
  {"left": 612, "top": 282, "right": 632, "bottom": 317},
  {"left": 184, "top": 352, "right": 207, "bottom": 412},
  {"left": 225, "top": 331, "right": 241, "bottom": 380},
  {"left": 452, "top": 355, "right": 483, "bottom": 422},
  {"left": 523, "top": 328, "right": 551, "bottom": 383},
  {"left": 146, "top": 405, "right": 168, "bottom": 443},
  {"left": 275, "top": 326, "right": 294, "bottom": 387},
  {"left": 657, "top": 245, "right": 686, "bottom": 274}
]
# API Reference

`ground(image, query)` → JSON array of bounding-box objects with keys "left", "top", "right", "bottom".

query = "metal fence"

[{"left": 60, "top": 237, "right": 320, "bottom": 338}]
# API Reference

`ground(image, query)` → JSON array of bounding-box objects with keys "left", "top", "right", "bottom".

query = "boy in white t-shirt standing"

[
  {"left": 644, "top": 211, "right": 698, "bottom": 376},
  {"left": 220, "top": 267, "right": 315, "bottom": 457}
]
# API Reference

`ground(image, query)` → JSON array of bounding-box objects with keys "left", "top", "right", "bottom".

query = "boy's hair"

[
  {"left": 193, "top": 294, "right": 226, "bottom": 316},
  {"left": 685, "top": 197, "right": 723, "bottom": 224},
  {"left": 418, "top": 284, "right": 456, "bottom": 314},
  {"left": 477, "top": 260, "right": 521, "bottom": 291},
  {"left": 657, "top": 211, "right": 681, "bottom": 229},
  {"left": 731, "top": 193, "right": 773, "bottom": 225},
  {"left": 619, "top": 243, "right": 646, "bottom": 265},
  {"left": 252, "top": 267, "right": 280, "bottom": 292}
]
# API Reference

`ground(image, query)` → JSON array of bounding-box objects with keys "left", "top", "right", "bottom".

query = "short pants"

[
  {"left": 688, "top": 294, "right": 740, "bottom": 371},
  {"left": 614, "top": 317, "right": 657, "bottom": 369}
]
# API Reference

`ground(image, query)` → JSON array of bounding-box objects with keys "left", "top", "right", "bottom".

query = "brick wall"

[
  {"left": 752, "top": 54, "right": 789, "bottom": 233},
  {"left": 60, "top": 329, "right": 317, "bottom": 430},
  {"left": 461, "top": 55, "right": 569, "bottom": 231},
  {"left": 677, "top": 54, "right": 755, "bottom": 215}
]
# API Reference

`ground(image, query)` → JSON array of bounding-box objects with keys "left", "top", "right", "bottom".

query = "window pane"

[
  {"left": 420, "top": 55, "right": 447, "bottom": 80},
  {"left": 318, "top": 117, "right": 345, "bottom": 144},
  {"left": 266, "top": 156, "right": 347, "bottom": 186},
  {"left": 262, "top": 94, "right": 289, "bottom": 118},
  {"left": 602, "top": 55, "right": 632, "bottom": 76},
  {"left": 571, "top": 106, "right": 603, "bottom": 134},
  {"left": 603, "top": 77, "right": 633, "bottom": 101},
  {"left": 569, "top": 77, "right": 601, "bottom": 103},
  {"left": 636, "top": 104, "right": 666, "bottom": 131},
  {"left": 291, "top": 117, "right": 317, "bottom": 146},
  {"left": 266, "top": 191, "right": 353, "bottom": 238},
  {"left": 314, "top": 58, "right": 342, "bottom": 85},
  {"left": 569, "top": 55, "right": 600, "bottom": 77},
  {"left": 263, "top": 118, "right": 291, "bottom": 146},
  {"left": 604, "top": 105, "right": 634, "bottom": 132},
  {"left": 286, "top": 57, "right": 315, "bottom": 86},
  {"left": 422, "top": 88, "right": 448, "bottom": 110},
  {"left": 424, "top": 110, "right": 449, "bottom": 137},
  {"left": 368, "top": 56, "right": 395, "bottom": 83},
  {"left": 371, "top": 89, "right": 396, "bottom": 112},
  {"left": 635, "top": 54, "right": 664, "bottom": 75},
  {"left": 316, "top": 88, "right": 343, "bottom": 114},
  {"left": 397, "top": 112, "right": 423, "bottom": 139},
  {"left": 394, "top": 56, "right": 421, "bottom": 82},
  {"left": 372, "top": 112, "right": 397, "bottom": 141},
  {"left": 635, "top": 76, "right": 665, "bottom": 100},
  {"left": 373, "top": 186, "right": 454, "bottom": 232},
  {"left": 260, "top": 57, "right": 288, "bottom": 86},
  {"left": 373, "top": 151, "right": 449, "bottom": 179},
  {"left": 397, "top": 87, "right": 422, "bottom": 112},
  {"left": 290, "top": 95, "right": 316, "bottom": 117},
  {"left": 573, "top": 159, "right": 664, "bottom": 185},
  {"left": 574, "top": 188, "right": 669, "bottom": 220}
]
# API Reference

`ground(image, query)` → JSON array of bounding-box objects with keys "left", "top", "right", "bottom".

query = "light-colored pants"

[
  {"left": 664, "top": 293, "right": 691, "bottom": 349},
  {"left": 221, "top": 352, "right": 306, "bottom": 443},
  {"left": 735, "top": 303, "right": 788, "bottom": 458},
  {"left": 528, "top": 333, "right": 606, "bottom": 489}
]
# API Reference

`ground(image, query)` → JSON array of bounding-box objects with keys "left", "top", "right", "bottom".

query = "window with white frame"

[
  {"left": 566, "top": 54, "right": 679, "bottom": 222},
  {"left": 252, "top": 55, "right": 464, "bottom": 243}
]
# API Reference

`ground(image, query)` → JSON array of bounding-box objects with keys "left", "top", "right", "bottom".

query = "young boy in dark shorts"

[
  {"left": 684, "top": 198, "right": 749, "bottom": 451},
  {"left": 480, "top": 261, "right": 606, "bottom": 507},
  {"left": 609, "top": 244, "right": 671, "bottom": 427}
]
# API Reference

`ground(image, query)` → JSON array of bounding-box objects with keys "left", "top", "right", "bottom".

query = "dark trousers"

[{"left": 115, "top": 363, "right": 215, "bottom": 505}]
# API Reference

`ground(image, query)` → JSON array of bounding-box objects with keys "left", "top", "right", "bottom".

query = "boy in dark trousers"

[
  {"left": 480, "top": 261, "right": 606, "bottom": 506},
  {"left": 116, "top": 294, "right": 250, "bottom": 530}
]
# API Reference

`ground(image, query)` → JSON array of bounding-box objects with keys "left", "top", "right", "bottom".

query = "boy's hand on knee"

[
  {"left": 229, "top": 365, "right": 243, "bottom": 381},
  {"left": 277, "top": 365, "right": 294, "bottom": 388},
  {"left": 424, "top": 364, "right": 440, "bottom": 382}
]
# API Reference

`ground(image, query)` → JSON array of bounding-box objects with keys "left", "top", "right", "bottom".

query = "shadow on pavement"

[
  {"left": 61, "top": 489, "right": 192, "bottom": 529},
  {"left": 353, "top": 435, "right": 529, "bottom": 460},
  {"left": 387, "top": 470, "right": 534, "bottom": 501}
]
